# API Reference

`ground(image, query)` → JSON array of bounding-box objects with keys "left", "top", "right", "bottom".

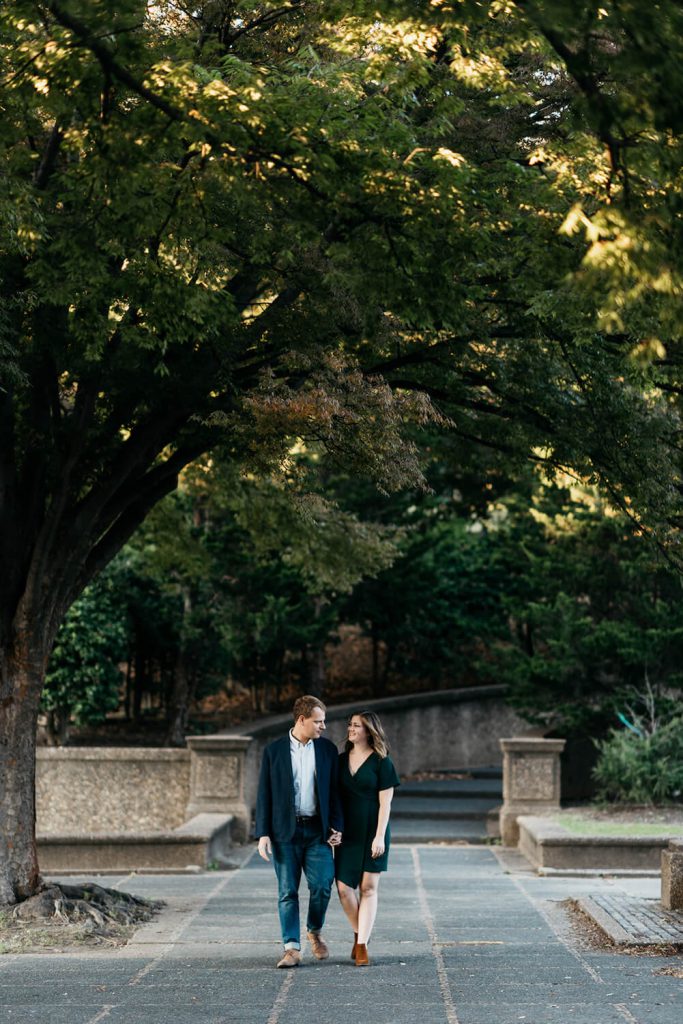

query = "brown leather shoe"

[
  {"left": 350, "top": 931, "right": 358, "bottom": 961},
  {"left": 276, "top": 949, "right": 301, "bottom": 968},
  {"left": 355, "top": 942, "right": 369, "bottom": 966},
  {"left": 307, "top": 930, "right": 329, "bottom": 960}
]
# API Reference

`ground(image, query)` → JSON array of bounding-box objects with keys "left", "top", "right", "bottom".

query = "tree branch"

[
  {"left": 224, "top": 3, "right": 305, "bottom": 48},
  {"left": 33, "top": 123, "right": 63, "bottom": 189},
  {"left": 44, "top": 1, "right": 186, "bottom": 123}
]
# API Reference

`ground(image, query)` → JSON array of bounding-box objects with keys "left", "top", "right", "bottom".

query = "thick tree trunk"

[{"left": 0, "top": 633, "right": 48, "bottom": 905}]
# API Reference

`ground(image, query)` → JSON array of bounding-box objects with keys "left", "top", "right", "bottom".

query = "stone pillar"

[
  {"left": 186, "top": 735, "right": 253, "bottom": 842},
  {"left": 499, "top": 737, "right": 566, "bottom": 847},
  {"left": 661, "top": 839, "right": 683, "bottom": 910}
]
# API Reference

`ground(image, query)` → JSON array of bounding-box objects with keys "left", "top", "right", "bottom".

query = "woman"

[{"left": 335, "top": 710, "right": 400, "bottom": 966}]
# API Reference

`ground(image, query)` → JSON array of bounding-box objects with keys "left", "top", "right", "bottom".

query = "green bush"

[{"left": 592, "top": 716, "right": 683, "bottom": 804}]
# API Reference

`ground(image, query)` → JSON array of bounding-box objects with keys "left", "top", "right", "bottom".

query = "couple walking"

[{"left": 255, "top": 695, "right": 400, "bottom": 968}]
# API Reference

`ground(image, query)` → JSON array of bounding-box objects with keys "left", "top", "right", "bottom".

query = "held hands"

[
  {"left": 260, "top": 833, "right": 341, "bottom": 857},
  {"left": 371, "top": 835, "right": 385, "bottom": 859}
]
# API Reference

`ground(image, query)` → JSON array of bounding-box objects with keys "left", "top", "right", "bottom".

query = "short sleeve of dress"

[{"left": 378, "top": 755, "right": 400, "bottom": 791}]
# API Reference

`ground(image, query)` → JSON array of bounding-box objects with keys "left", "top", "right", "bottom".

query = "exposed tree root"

[{"left": 1, "top": 882, "right": 163, "bottom": 951}]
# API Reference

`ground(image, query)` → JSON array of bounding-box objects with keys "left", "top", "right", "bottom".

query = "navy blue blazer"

[{"left": 255, "top": 734, "right": 344, "bottom": 842}]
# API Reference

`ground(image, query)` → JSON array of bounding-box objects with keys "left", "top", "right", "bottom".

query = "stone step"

[
  {"left": 397, "top": 779, "right": 502, "bottom": 799},
  {"left": 432, "top": 765, "right": 503, "bottom": 780},
  {"left": 389, "top": 767, "right": 503, "bottom": 844},
  {"left": 37, "top": 814, "right": 235, "bottom": 872},
  {"left": 392, "top": 796, "right": 500, "bottom": 820},
  {"left": 391, "top": 816, "right": 492, "bottom": 844}
]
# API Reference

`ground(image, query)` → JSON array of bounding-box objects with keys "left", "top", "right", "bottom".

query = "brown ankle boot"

[
  {"left": 355, "top": 942, "right": 369, "bottom": 966},
  {"left": 351, "top": 932, "right": 358, "bottom": 961}
]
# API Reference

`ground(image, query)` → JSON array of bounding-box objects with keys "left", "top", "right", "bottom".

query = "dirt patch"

[
  {"left": 654, "top": 964, "right": 683, "bottom": 978},
  {"left": 563, "top": 900, "right": 683, "bottom": 958},
  {"left": 563, "top": 898, "right": 616, "bottom": 951},
  {"left": 0, "top": 882, "right": 163, "bottom": 955},
  {"left": 562, "top": 805, "right": 683, "bottom": 825}
]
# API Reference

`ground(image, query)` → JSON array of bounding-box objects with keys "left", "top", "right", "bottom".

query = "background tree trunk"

[
  {"left": 166, "top": 586, "right": 195, "bottom": 746},
  {"left": 45, "top": 707, "right": 70, "bottom": 746},
  {"left": 166, "top": 654, "right": 192, "bottom": 746}
]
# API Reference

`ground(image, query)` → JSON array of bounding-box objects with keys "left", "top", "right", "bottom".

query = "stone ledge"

[
  {"left": 232, "top": 684, "right": 511, "bottom": 738},
  {"left": 37, "top": 747, "right": 190, "bottom": 761},
  {"left": 518, "top": 815, "right": 672, "bottom": 872},
  {"left": 500, "top": 738, "right": 566, "bottom": 754},
  {"left": 37, "top": 813, "right": 235, "bottom": 872}
]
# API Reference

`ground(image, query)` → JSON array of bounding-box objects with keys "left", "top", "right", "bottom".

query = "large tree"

[
  {"left": 0, "top": 0, "right": 441, "bottom": 902},
  {"left": 1, "top": 0, "right": 682, "bottom": 903}
]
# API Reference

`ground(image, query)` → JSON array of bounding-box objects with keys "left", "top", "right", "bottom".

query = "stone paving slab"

[
  {"left": 2, "top": 847, "right": 683, "bottom": 1024},
  {"left": 538, "top": 867, "right": 661, "bottom": 878},
  {"left": 578, "top": 894, "right": 683, "bottom": 948},
  {"left": 451, "top": 1006, "right": 633, "bottom": 1024},
  {"left": 3, "top": 1011, "right": 98, "bottom": 1023}
]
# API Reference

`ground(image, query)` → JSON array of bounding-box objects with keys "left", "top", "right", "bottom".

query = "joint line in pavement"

[
  {"left": 266, "top": 971, "right": 295, "bottom": 1024},
  {"left": 127, "top": 864, "right": 246, "bottom": 985},
  {"left": 507, "top": 873, "right": 603, "bottom": 984},
  {"left": 411, "top": 847, "right": 461, "bottom": 1024},
  {"left": 614, "top": 1003, "right": 640, "bottom": 1024},
  {"left": 85, "top": 1005, "right": 115, "bottom": 1024}
]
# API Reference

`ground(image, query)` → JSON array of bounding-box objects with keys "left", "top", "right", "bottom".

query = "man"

[{"left": 256, "top": 695, "right": 343, "bottom": 968}]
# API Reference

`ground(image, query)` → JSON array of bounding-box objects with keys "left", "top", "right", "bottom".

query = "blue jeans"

[{"left": 272, "top": 816, "right": 334, "bottom": 950}]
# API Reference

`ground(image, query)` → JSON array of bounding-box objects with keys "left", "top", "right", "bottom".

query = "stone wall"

[
  {"left": 36, "top": 687, "right": 525, "bottom": 839},
  {"left": 36, "top": 748, "right": 190, "bottom": 834},
  {"left": 238, "top": 685, "right": 526, "bottom": 818}
]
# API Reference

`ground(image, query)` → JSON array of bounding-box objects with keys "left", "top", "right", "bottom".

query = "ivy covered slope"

[{"left": 1, "top": 0, "right": 682, "bottom": 904}]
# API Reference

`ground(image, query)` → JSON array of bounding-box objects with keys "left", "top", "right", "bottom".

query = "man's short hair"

[{"left": 292, "top": 695, "right": 326, "bottom": 721}]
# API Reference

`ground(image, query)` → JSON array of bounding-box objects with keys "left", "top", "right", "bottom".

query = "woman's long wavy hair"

[{"left": 345, "top": 710, "right": 389, "bottom": 759}]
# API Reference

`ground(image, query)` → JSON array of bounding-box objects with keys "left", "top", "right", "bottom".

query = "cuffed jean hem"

[{"left": 284, "top": 941, "right": 301, "bottom": 951}]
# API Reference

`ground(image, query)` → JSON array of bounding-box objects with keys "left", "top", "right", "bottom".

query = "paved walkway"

[{"left": 2, "top": 847, "right": 683, "bottom": 1024}]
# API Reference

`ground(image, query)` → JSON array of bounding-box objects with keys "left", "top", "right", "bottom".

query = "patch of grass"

[{"left": 556, "top": 814, "right": 683, "bottom": 837}]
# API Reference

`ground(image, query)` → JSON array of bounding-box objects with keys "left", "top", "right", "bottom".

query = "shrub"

[{"left": 592, "top": 716, "right": 683, "bottom": 804}]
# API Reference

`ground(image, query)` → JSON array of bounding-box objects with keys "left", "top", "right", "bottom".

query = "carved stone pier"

[
  {"left": 499, "top": 737, "right": 565, "bottom": 847},
  {"left": 661, "top": 838, "right": 683, "bottom": 911},
  {"left": 186, "top": 735, "right": 252, "bottom": 842}
]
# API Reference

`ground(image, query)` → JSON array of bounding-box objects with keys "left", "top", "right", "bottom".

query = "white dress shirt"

[{"left": 289, "top": 730, "right": 317, "bottom": 816}]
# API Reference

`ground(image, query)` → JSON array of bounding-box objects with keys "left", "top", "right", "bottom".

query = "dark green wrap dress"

[{"left": 335, "top": 750, "right": 401, "bottom": 888}]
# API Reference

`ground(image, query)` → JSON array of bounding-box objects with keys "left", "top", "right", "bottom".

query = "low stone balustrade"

[
  {"left": 661, "top": 838, "right": 683, "bottom": 910},
  {"left": 499, "top": 737, "right": 566, "bottom": 847}
]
